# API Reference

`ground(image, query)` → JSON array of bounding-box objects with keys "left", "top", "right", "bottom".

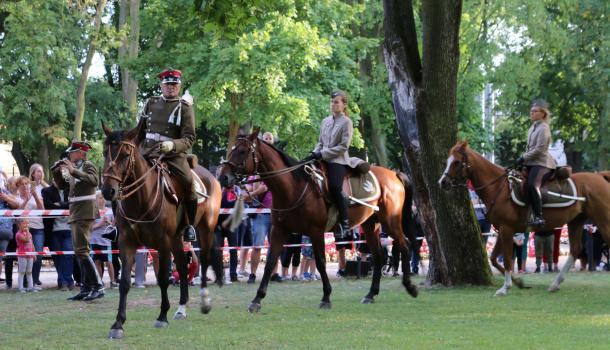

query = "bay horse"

[
  {"left": 101, "top": 120, "right": 222, "bottom": 339},
  {"left": 439, "top": 140, "right": 610, "bottom": 296},
  {"left": 219, "top": 130, "right": 417, "bottom": 313}
]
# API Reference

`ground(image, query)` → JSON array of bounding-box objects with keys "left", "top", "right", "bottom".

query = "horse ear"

[
  {"left": 462, "top": 139, "right": 469, "bottom": 148},
  {"left": 250, "top": 127, "right": 261, "bottom": 141},
  {"left": 126, "top": 117, "right": 146, "bottom": 144},
  {"left": 102, "top": 122, "right": 113, "bottom": 136}
]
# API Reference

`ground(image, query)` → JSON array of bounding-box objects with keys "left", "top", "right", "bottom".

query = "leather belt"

[
  {"left": 68, "top": 194, "right": 97, "bottom": 203},
  {"left": 145, "top": 132, "right": 172, "bottom": 142}
]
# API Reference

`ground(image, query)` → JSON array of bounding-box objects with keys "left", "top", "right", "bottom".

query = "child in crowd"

[
  {"left": 16, "top": 218, "right": 38, "bottom": 293},
  {"left": 90, "top": 193, "right": 117, "bottom": 288},
  {"left": 299, "top": 236, "right": 318, "bottom": 281},
  {"left": 170, "top": 242, "right": 199, "bottom": 286}
]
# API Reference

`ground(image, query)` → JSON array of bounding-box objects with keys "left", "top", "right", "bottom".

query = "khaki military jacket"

[
  {"left": 313, "top": 114, "right": 363, "bottom": 168},
  {"left": 140, "top": 96, "right": 196, "bottom": 158},
  {"left": 523, "top": 120, "right": 556, "bottom": 169},
  {"left": 52, "top": 160, "right": 99, "bottom": 223}
]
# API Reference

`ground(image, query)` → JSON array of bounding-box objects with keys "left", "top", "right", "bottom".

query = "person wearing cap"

[
  {"left": 515, "top": 99, "right": 556, "bottom": 227},
  {"left": 51, "top": 141, "right": 105, "bottom": 301},
  {"left": 139, "top": 68, "right": 197, "bottom": 242},
  {"left": 302, "top": 90, "right": 367, "bottom": 240}
]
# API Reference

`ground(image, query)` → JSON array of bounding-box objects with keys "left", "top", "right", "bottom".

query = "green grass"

[{"left": 1, "top": 273, "right": 610, "bottom": 349}]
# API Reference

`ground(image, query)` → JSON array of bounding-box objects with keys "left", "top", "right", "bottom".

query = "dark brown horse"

[
  {"left": 219, "top": 130, "right": 417, "bottom": 312},
  {"left": 101, "top": 121, "right": 222, "bottom": 339},
  {"left": 439, "top": 140, "right": 610, "bottom": 295}
]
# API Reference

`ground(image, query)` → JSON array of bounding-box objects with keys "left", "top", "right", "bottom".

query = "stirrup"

[
  {"left": 334, "top": 222, "right": 352, "bottom": 240},
  {"left": 184, "top": 225, "right": 197, "bottom": 242},
  {"left": 527, "top": 216, "right": 545, "bottom": 227}
]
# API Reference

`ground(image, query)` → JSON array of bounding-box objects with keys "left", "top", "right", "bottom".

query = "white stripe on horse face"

[{"left": 438, "top": 155, "right": 455, "bottom": 186}]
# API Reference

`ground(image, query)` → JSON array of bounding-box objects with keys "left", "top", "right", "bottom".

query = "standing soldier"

[
  {"left": 52, "top": 141, "right": 104, "bottom": 301},
  {"left": 139, "top": 68, "right": 197, "bottom": 242}
]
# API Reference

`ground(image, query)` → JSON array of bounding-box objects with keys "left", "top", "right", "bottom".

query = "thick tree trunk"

[
  {"left": 598, "top": 92, "right": 609, "bottom": 170},
  {"left": 383, "top": 0, "right": 491, "bottom": 286},
  {"left": 11, "top": 142, "right": 29, "bottom": 176},
  {"left": 119, "top": 0, "right": 139, "bottom": 116},
  {"left": 73, "top": 0, "right": 108, "bottom": 139}
]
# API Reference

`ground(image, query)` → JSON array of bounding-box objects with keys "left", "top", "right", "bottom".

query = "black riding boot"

[
  {"left": 82, "top": 256, "right": 105, "bottom": 301},
  {"left": 183, "top": 198, "right": 198, "bottom": 242},
  {"left": 332, "top": 191, "right": 351, "bottom": 240},
  {"left": 67, "top": 257, "right": 90, "bottom": 301},
  {"left": 527, "top": 187, "right": 545, "bottom": 227}
]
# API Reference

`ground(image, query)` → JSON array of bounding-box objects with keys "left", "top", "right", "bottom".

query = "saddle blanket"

[{"left": 509, "top": 177, "right": 578, "bottom": 208}]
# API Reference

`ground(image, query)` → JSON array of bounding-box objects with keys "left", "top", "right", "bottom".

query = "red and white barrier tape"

[{"left": 0, "top": 208, "right": 268, "bottom": 218}]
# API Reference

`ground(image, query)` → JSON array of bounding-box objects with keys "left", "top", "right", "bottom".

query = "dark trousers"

[
  {"left": 526, "top": 166, "right": 551, "bottom": 215},
  {"left": 327, "top": 162, "right": 348, "bottom": 221},
  {"left": 215, "top": 222, "right": 239, "bottom": 279},
  {"left": 50, "top": 230, "right": 74, "bottom": 287},
  {"left": 281, "top": 234, "right": 302, "bottom": 268}
]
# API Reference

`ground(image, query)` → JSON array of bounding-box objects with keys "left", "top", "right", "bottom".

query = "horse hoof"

[
  {"left": 319, "top": 301, "right": 332, "bottom": 309},
  {"left": 172, "top": 312, "right": 186, "bottom": 320},
  {"left": 406, "top": 285, "right": 418, "bottom": 298},
  {"left": 494, "top": 289, "right": 507, "bottom": 296},
  {"left": 548, "top": 285, "right": 560, "bottom": 293},
  {"left": 153, "top": 320, "right": 169, "bottom": 329},
  {"left": 200, "top": 303, "right": 212, "bottom": 314},
  {"left": 108, "top": 328, "right": 124, "bottom": 339},
  {"left": 361, "top": 297, "right": 374, "bottom": 304},
  {"left": 248, "top": 302, "right": 261, "bottom": 313}
]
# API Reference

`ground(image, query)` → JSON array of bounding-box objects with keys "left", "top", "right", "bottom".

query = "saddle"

[
  {"left": 508, "top": 167, "right": 579, "bottom": 208},
  {"left": 156, "top": 154, "right": 209, "bottom": 206},
  {"left": 305, "top": 162, "right": 381, "bottom": 232}
]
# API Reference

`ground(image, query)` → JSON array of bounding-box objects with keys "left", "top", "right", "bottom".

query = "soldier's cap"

[
  {"left": 159, "top": 68, "right": 182, "bottom": 84},
  {"left": 66, "top": 140, "right": 91, "bottom": 153},
  {"left": 330, "top": 90, "right": 347, "bottom": 99},
  {"left": 531, "top": 98, "right": 549, "bottom": 109}
]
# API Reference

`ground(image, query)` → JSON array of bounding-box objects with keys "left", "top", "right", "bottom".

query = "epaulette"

[{"left": 180, "top": 97, "right": 193, "bottom": 106}]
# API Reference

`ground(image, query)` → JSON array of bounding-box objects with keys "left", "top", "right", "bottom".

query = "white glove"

[{"left": 160, "top": 141, "right": 175, "bottom": 153}]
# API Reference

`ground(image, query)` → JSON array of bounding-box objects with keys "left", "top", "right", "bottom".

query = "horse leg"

[
  {"left": 549, "top": 217, "right": 585, "bottom": 292},
  {"left": 379, "top": 213, "right": 418, "bottom": 298},
  {"left": 361, "top": 219, "right": 383, "bottom": 304},
  {"left": 491, "top": 235, "right": 525, "bottom": 289},
  {"left": 153, "top": 249, "right": 171, "bottom": 328},
  {"left": 108, "top": 242, "right": 136, "bottom": 339},
  {"left": 248, "top": 226, "right": 286, "bottom": 313},
  {"left": 495, "top": 228, "right": 514, "bottom": 296},
  {"left": 198, "top": 223, "right": 217, "bottom": 314},
  {"left": 311, "top": 230, "right": 332, "bottom": 309},
  {"left": 171, "top": 240, "right": 189, "bottom": 320}
]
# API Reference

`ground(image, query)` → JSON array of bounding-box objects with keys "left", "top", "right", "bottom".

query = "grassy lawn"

[{"left": 1, "top": 273, "right": 609, "bottom": 349}]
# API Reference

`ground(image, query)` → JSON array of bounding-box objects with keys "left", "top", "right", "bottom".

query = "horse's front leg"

[
  {"left": 310, "top": 228, "right": 332, "bottom": 309},
  {"left": 108, "top": 242, "right": 136, "bottom": 339},
  {"left": 549, "top": 219, "right": 584, "bottom": 292},
  {"left": 248, "top": 225, "right": 286, "bottom": 313},
  {"left": 171, "top": 240, "right": 189, "bottom": 320},
  {"left": 153, "top": 249, "right": 171, "bottom": 328},
  {"left": 495, "top": 228, "right": 514, "bottom": 296}
]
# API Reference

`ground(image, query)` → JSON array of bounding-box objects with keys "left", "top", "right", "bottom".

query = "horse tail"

[{"left": 396, "top": 172, "right": 415, "bottom": 243}]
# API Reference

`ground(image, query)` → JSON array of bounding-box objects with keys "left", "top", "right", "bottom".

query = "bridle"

[
  {"left": 222, "top": 136, "right": 314, "bottom": 213},
  {"left": 442, "top": 149, "right": 473, "bottom": 188},
  {"left": 102, "top": 139, "right": 165, "bottom": 223}
]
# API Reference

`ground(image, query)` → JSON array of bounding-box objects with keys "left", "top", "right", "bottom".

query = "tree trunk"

[
  {"left": 73, "top": 0, "right": 108, "bottom": 139},
  {"left": 598, "top": 92, "right": 609, "bottom": 170},
  {"left": 11, "top": 142, "right": 29, "bottom": 176},
  {"left": 383, "top": 0, "right": 491, "bottom": 286}
]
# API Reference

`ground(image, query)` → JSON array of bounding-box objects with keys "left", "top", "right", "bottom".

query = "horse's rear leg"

[
  {"left": 248, "top": 226, "right": 286, "bottom": 313},
  {"left": 310, "top": 230, "right": 332, "bottom": 309},
  {"left": 198, "top": 223, "right": 218, "bottom": 314},
  {"left": 380, "top": 214, "right": 417, "bottom": 298},
  {"left": 549, "top": 217, "right": 585, "bottom": 292},
  {"left": 108, "top": 243, "right": 136, "bottom": 339},
  {"left": 171, "top": 239, "right": 189, "bottom": 320},
  {"left": 495, "top": 228, "right": 514, "bottom": 296},
  {"left": 361, "top": 220, "right": 384, "bottom": 304},
  {"left": 154, "top": 249, "right": 171, "bottom": 328}
]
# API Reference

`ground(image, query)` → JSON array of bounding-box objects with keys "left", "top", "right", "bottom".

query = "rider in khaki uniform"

[
  {"left": 52, "top": 141, "right": 104, "bottom": 301},
  {"left": 139, "top": 68, "right": 197, "bottom": 242}
]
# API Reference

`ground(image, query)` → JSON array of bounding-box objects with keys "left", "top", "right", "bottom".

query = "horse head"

[
  {"left": 100, "top": 119, "right": 145, "bottom": 201},
  {"left": 438, "top": 140, "right": 472, "bottom": 189},
  {"left": 218, "top": 128, "right": 261, "bottom": 188}
]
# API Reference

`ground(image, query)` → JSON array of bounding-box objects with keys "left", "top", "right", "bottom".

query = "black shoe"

[
  {"left": 183, "top": 225, "right": 197, "bottom": 242},
  {"left": 528, "top": 216, "right": 545, "bottom": 227},
  {"left": 535, "top": 266, "right": 541, "bottom": 273},
  {"left": 270, "top": 273, "right": 282, "bottom": 282},
  {"left": 247, "top": 274, "right": 256, "bottom": 284},
  {"left": 230, "top": 275, "right": 238, "bottom": 283},
  {"left": 34, "top": 280, "right": 42, "bottom": 286},
  {"left": 67, "top": 291, "right": 90, "bottom": 301},
  {"left": 83, "top": 289, "right": 105, "bottom": 301}
]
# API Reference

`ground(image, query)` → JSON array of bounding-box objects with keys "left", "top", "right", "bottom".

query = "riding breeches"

[
  {"left": 164, "top": 155, "right": 196, "bottom": 200},
  {"left": 327, "top": 162, "right": 348, "bottom": 221},
  {"left": 526, "top": 166, "right": 551, "bottom": 195}
]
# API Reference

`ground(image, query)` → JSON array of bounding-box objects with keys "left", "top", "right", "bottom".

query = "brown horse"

[
  {"left": 439, "top": 140, "right": 610, "bottom": 295},
  {"left": 219, "top": 130, "right": 417, "bottom": 313},
  {"left": 101, "top": 121, "right": 222, "bottom": 339}
]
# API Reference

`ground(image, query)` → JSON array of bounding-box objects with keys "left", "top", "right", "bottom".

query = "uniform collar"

[{"left": 161, "top": 95, "right": 180, "bottom": 102}]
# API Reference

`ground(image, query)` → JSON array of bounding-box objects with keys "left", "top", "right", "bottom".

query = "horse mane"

[{"left": 260, "top": 140, "right": 308, "bottom": 181}]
